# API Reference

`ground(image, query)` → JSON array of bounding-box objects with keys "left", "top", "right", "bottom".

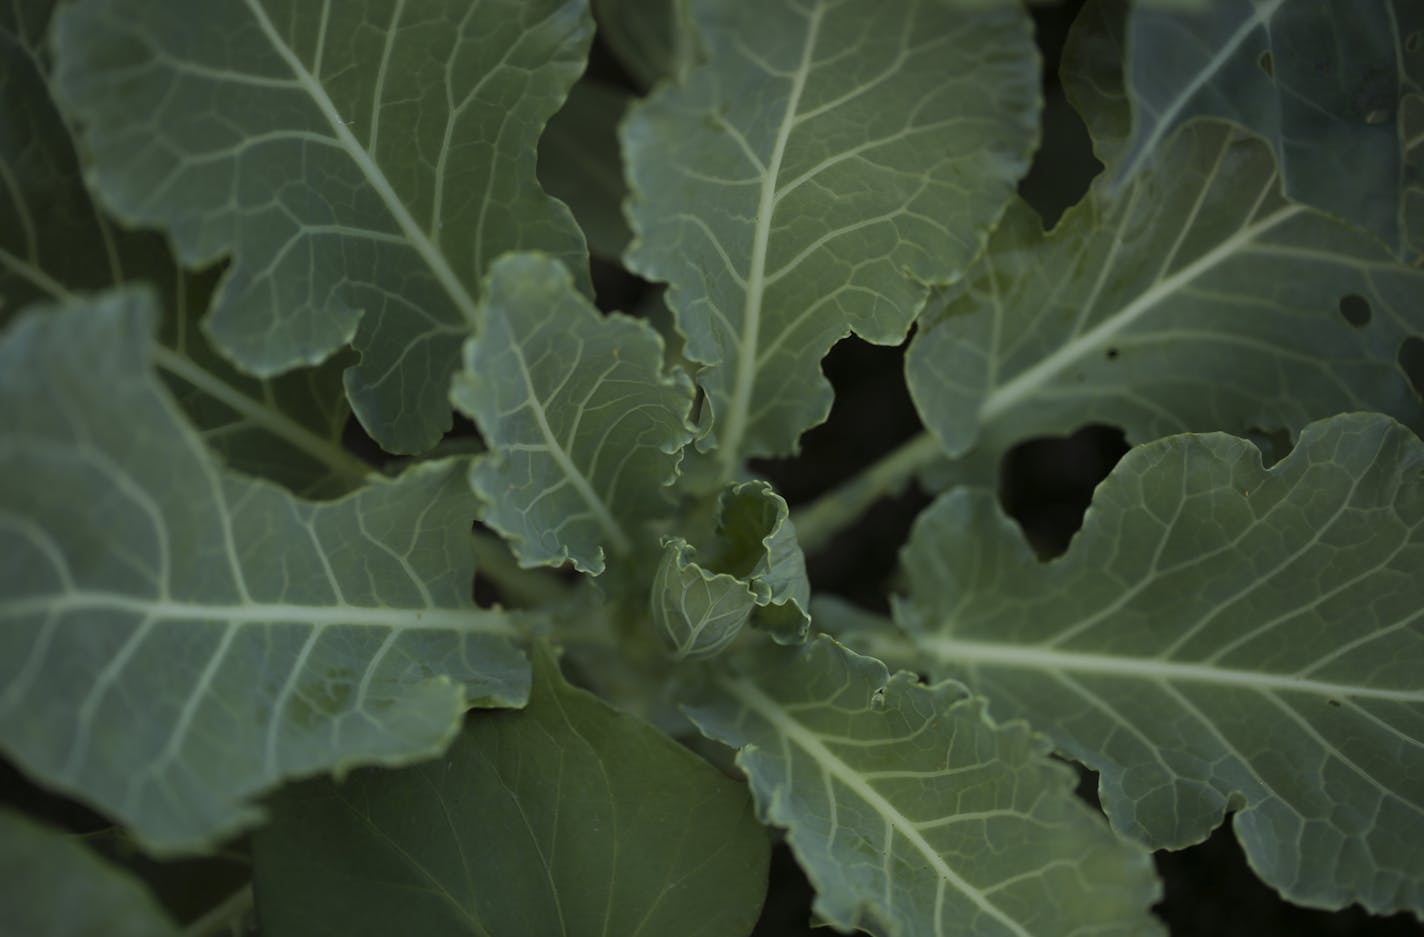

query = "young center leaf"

[
  {"left": 254, "top": 643, "right": 770, "bottom": 937},
  {"left": 687, "top": 637, "right": 1162, "bottom": 937},
  {"left": 51, "top": 0, "right": 592, "bottom": 453},
  {"left": 0, "top": 0, "right": 364, "bottom": 497},
  {"left": 0, "top": 810, "right": 178, "bottom": 937},
  {"left": 0, "top": 290, "right": 530, "bottom": 853},
  {"left": 906, "top": 0, "right": 1424, "bottom": 463},
  {"left": 1113, "top": 0, "right": 1424, "bottom": 257},
  {"left": 623, "top": 0, "right": 1040, "bottom": 476},
  {"left": 451, "top": 253, "right": 696, "bottom": 575},
  {"left": 654, "top": 480, "right": 810, "bottom": 660},
  {"left": 893, "top": 413, "right": 1424, "bottom": 916}
]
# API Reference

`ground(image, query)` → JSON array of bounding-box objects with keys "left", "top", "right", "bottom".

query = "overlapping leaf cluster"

[{"left": 0, "top": 0, "right": 1421, "bottom": 935}]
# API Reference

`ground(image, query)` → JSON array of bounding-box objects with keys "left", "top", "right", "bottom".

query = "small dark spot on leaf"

[
  {"left": 1338, "top": 293, "right": 1371, "bottom": 327},
  {"left": 1328, "top": 698, "right": 1342, "bottom": 707},
  {"left": 1400, "top": 336, "right": 1424, "bottom": 398},
  {"left": 1258, "top": 50, "right": 1274, "bottom": 77},
  {"left": 1408, "top": 31, "right": 1422, "bottom": 54},
  {"left": 1105, "top": 346, "right": 1120, "bottom": 360}
]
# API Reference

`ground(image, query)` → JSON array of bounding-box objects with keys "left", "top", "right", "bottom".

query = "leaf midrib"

[
  {"left": 919, "top": 636, "right": 1423, "bottom": 703},
  {"left": 1116, "top": 0, "right": 1288, "bottom": 183},
  {"left": 239, "top": 0, "right": 480, "bottom": 327},
  {"left": 717, "top": 5, "right": 823, "bottom": 478},
  {"left": 979, "top": 203, "right": 1305, "bottom": 421},
  {"left": 505, "top": 325, "right": 631, "bottom": 562},
  {"left": 721, "top": 676, "right": 1033, "bottom": 937},
  {"left": 0, "top": 591, "right": 518, "bottom": 634}
]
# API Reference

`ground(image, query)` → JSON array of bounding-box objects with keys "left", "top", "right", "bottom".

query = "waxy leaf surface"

[
  {"left": 451, "top": 253, "right": 695, "bottom": 575},
  {"left": 909, "top": 0, "right": 1424, "bottom": 463},
  {"left": 1114, "top": 0, "right": 1424, "bottom": 256},
  {"left": 623, "top": 0, "right": 1039, "bottom": 474},
  {"left": 0, "top": 809, "right": 178, "bottom": 937},
  {"left": 254, "top": 644, "right": 769, "bottom": 937},
  {"left": 52, "top": 0, "right": 592, "bottom": 453},
  {"left": 0, "top": 0, "right": 361, "bottom": 496},
  {"left": 0, "top": 290, "right": 529, "bottom": 853},
  {"left": 909, "top": 65, "right": 1424, "bottom": 461},
  {"left": 895, "top": 414, "right": 1424, "bottom": 915},
  {"left": 687, "top": 638, "right": 1162, "bottom": 937}
]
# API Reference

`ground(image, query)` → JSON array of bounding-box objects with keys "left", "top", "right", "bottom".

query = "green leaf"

[
  {"left": 0, "top": 0, "right": 364, "bottom": 496},
  {"left": 0, "top": 809, "right": 178, "bottom": 937},
  {"left": 686, "top": 637, "right": 1163, "bottom": 937},
  {"left": 592, "top": 0, "right": 695, "bottom": 90},
  {"left": 1112, "top": 0, "right": 1424, "bottom": 256},
  {"left": 451, "top": 252, "right": 695, "bottom": 575},
  {"left": 907, "top": 123, "right": 1424, "bottom": 460},
  {"left": 254, "top": 643, "right": 770, "bottom": 937},
  {"left": 653, "top": 480, "right": 810, "bottom": 659},
  {"left": 894, "top": 413, "right": 1424, "bottom": 915},
  {"left": 539, "top": 78, "right": 634, "bottom": 261},
  {"left": 1404, "top": 90, "right": 1424, "bottom": 263},
  {"left": 623, "top": 0, "right": 1039, "bottom": 476},
  {"left": 51, "top": 0, "right": 593, "bottom": 454},
  {"left": 0, "top": 289, "right": 529, "bottom": 853},
  {"left": 652, "top": 538, "right": 758, "bottom": 661}
]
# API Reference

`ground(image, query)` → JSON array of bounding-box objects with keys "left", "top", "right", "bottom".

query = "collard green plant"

[{"left": 1, "top": 0, "right": 1420, "bottom": 935}]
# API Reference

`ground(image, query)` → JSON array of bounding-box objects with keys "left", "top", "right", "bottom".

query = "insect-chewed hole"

[
  {"left": 1258, "top": 50, "right": 1274, "bottom": 77},
  {"left": 1400, "top": 336, "right": 1424, "bottom": 399},
  {"left": 1338, "top": 293, "right": 1371, "bottom": 328}
]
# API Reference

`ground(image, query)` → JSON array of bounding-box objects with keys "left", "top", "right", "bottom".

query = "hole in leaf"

[
  {"left": 1400, "top": 335, "right": 1424, "bottom": 399},
  {"left": 1258, "top": 50, "right": 1274, "bottom": 77},
  {"left": 1338, "top": 293, "right": 1371, "bottom": 327},
  {"left": 999, "top": 424, "right": 1129, "bottom": 559},
  {"left": 1246, "top": 426, "right": 1294, "bottom": 467},
  {"left": 1105, "top": 346, "right": 1120, "bottom": 360}
]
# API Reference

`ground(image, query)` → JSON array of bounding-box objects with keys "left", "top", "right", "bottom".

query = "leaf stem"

[
  {"left": 151, "top": 346, "right": 372, "bottom": 487},
  {"left": 469, "top": 529, "right": 571, "bottom": 608},
  {"left": 792, "top": 431, "right": 942, "bottom": 553}
]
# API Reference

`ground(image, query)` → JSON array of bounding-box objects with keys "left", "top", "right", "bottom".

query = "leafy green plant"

[{"left": 1, "top": 0, "right": 1421, "bottom": 934}]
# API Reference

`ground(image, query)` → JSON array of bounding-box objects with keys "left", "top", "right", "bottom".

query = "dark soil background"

[{"left": 4, "top": 2, "right": 1421, "bottom": 936}]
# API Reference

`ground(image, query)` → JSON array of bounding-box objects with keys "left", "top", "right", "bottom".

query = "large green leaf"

[
  {"left": 623, "top": 0, "right": 1039, "bottom": 477},
  {"left": 0, "top": 809, "right": 178, "bottom": 937},
  {"left": 1113, "top": 0, "right": 1423, "bottom": 256},
  {"left": 51, "top": 0, "right": 592, "bottom": 454},
  {"left": 686, "top": 637, "right": 1163, "bottom": 937},
  {"left": 0, "top": 0, "right": 364, "bottom": 496},
  {"left": 908, "top": 65, "right": 1424, "bottom": 460},
  {"left": 254, "top": 643, "right": 769, "bottom": 937},
  {"left": 893, "top": 414, "right": 1424, "bottom": 915},
  {"left": 0, "top": 289, "right": 529, "bottom": 853},
  {"left": 451, "top": 253, "right": 695, "bottom": 575}
]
